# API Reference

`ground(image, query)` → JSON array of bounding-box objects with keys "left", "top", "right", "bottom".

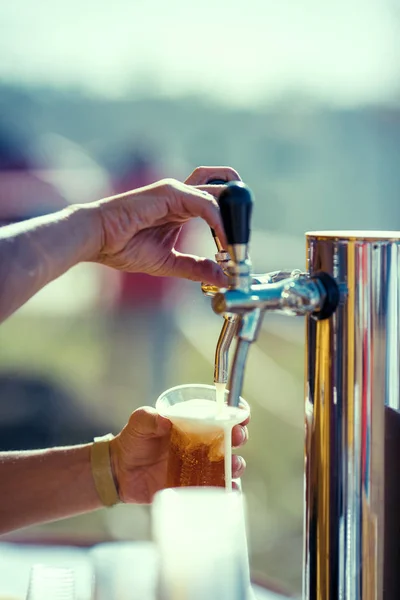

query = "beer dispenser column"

[{"left": 305, "top": 231, "right": 400, "bottom": 600}]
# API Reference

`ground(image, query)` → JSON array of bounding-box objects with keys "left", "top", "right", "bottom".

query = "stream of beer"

[{"left": 214, "top": 383, "right": 233, "bottom": 492}]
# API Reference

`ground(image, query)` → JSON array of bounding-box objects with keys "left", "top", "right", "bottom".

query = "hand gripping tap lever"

[{"left": 211, "top": 182, "right": 340, "bottom": 408}]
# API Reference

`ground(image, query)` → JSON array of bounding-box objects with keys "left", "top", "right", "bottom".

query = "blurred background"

[{"left": 0, "top": 0, "right": 400, "bottom": 594}]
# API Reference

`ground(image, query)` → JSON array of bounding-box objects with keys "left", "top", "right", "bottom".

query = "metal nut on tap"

[{"left": 201, "top": 272, "right": 279, "bottom": 299}]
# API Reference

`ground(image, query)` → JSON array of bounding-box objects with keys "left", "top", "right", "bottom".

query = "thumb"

[
  {"left": 128, "top": 406, "right": 171, "bottom": 438},
  {"left": 166, "top": 251, "right": 228, "bottom": 287}
]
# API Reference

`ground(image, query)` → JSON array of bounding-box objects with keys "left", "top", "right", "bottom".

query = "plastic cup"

[
  {"left": 26, "top": 565, "right": 75, "bottom": 600},
  {"left": 152, "top": 487, "right": 254, "bottom": 600},
  {"left": 155, "top": 384, "right": 249, "bottom": 490}
]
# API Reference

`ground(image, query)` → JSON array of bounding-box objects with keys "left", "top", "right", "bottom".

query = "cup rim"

[{"left": 155, "top": 383, "right": 249, "bottom": 419}]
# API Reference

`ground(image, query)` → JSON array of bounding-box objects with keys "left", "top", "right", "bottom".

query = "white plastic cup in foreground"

[
  {"left": 152, "top": 487, "right": 253, "bottom": 600},
  {"left": 90, "top": 542, "right": 158, "bottom": 600},
  {"left": 26, "top": 565, "right": 75, "bottom": 600},
  {"left": 155, "top": 383, "right": 249, "bottom": 491}
]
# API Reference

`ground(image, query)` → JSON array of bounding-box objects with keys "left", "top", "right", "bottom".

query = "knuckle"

[
  {"left": 194, "top": 166, "right": 207, "bottom": 174},
  {"left": 200, "top": 166, "right": 240, "bottom": 180},
  {"left": 225, "top": 167, "right": 241, "bottom": 179},
  {"left": 161, "top": 177, "right": 178, "bottom": 190},
  {"left": 129, "top": 406, "right": 156, "bottom": 430}
]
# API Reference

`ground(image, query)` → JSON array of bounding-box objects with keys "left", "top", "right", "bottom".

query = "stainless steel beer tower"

[
  {"left": 304, "top": 231, "right": 400, "bottom": 600},
  {"left": 207, "top": 182, "right": 400, "bottom": 599}
]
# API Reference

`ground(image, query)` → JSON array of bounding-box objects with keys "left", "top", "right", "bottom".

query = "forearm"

[
  {"left": 0, "top": 204, "right": 101, "bottom": 323},
  {"left": 0, "top": 444, "right": 102, "bottom": 535}
]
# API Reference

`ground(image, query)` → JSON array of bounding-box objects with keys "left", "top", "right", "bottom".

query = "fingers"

[
  {"left": 164, "top": 250, "right": 228, "bottom": 286},
  {"left": 121, "top": 178, "right": 228, "bottom": 247},
  {"left": 240, "top": 413, "right": 251, "bottom": 427},
  {"left": 232, "top": 454, "right": 246, "bottom": 479},
  {"left": 176, "top": 183, "right": 227, "bottom": 246},
  {"left": 184, "top": 166, "right": 242, "bottom": 186},
  {"left": 232, "top": 424, "right": 248, "bottom": 448},
  {"left": 127, "top": 406, "right": 171, "bottom": 438}
]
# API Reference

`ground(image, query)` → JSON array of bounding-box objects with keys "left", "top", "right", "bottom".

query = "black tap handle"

[
  {"left": 218, "top": 182, "right": 253, "bottom": 246},
  {"left": 206, "top": 178, "right": 230, "bottom": 248}
]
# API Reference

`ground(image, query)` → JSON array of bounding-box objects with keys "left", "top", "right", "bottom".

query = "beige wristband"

[{"left": 90, "top": 433, "right": 121, "bottom": 507}]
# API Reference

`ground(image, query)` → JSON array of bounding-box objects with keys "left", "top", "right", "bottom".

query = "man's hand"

[
  {"left": 110, "top": 406, "right": 250, "bottom": 504},
  {"left": 0, "top": 165, "right": 241, "bottom": 322},
  {"left": 92, "top": 166, "right": 241, "bottom": 287}
]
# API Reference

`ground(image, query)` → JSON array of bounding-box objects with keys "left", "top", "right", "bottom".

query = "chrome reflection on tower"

[{"left": 304, "top": 231, "right": 400, "bottom": 600}]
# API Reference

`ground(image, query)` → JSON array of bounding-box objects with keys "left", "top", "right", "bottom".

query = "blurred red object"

[{"left": 109, "top": 148, "right": 188, "bottom": 311}]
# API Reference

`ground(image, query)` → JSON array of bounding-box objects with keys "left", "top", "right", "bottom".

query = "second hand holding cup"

[{"left": 156, "top": 384, "right": 249, "bottom": 492}]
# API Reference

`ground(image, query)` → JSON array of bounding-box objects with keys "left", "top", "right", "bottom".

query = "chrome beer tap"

[
  {"left": 201, "top": 180, "right": 276, "bottom": 387},
  {"left": 201, "top": 178, "right": 240, "bottom": 386},
  {"left": 212, "top": 182, "right": 339, "bottom": 408}
]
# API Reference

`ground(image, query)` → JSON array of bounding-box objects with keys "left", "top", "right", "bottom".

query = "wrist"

[
  {"left": 65, "top": 203, "right": 104, "bottom": 264},
  {"left": 109, "top": 435, "right": 126, "bottom": 503},
  {"left": 90, "top": 434, "right": 122, "bottom": 507}
]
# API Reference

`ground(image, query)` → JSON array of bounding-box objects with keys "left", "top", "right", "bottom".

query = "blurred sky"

[{"left": 0, "top": 0, "right": 399, "bottom": 107}]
